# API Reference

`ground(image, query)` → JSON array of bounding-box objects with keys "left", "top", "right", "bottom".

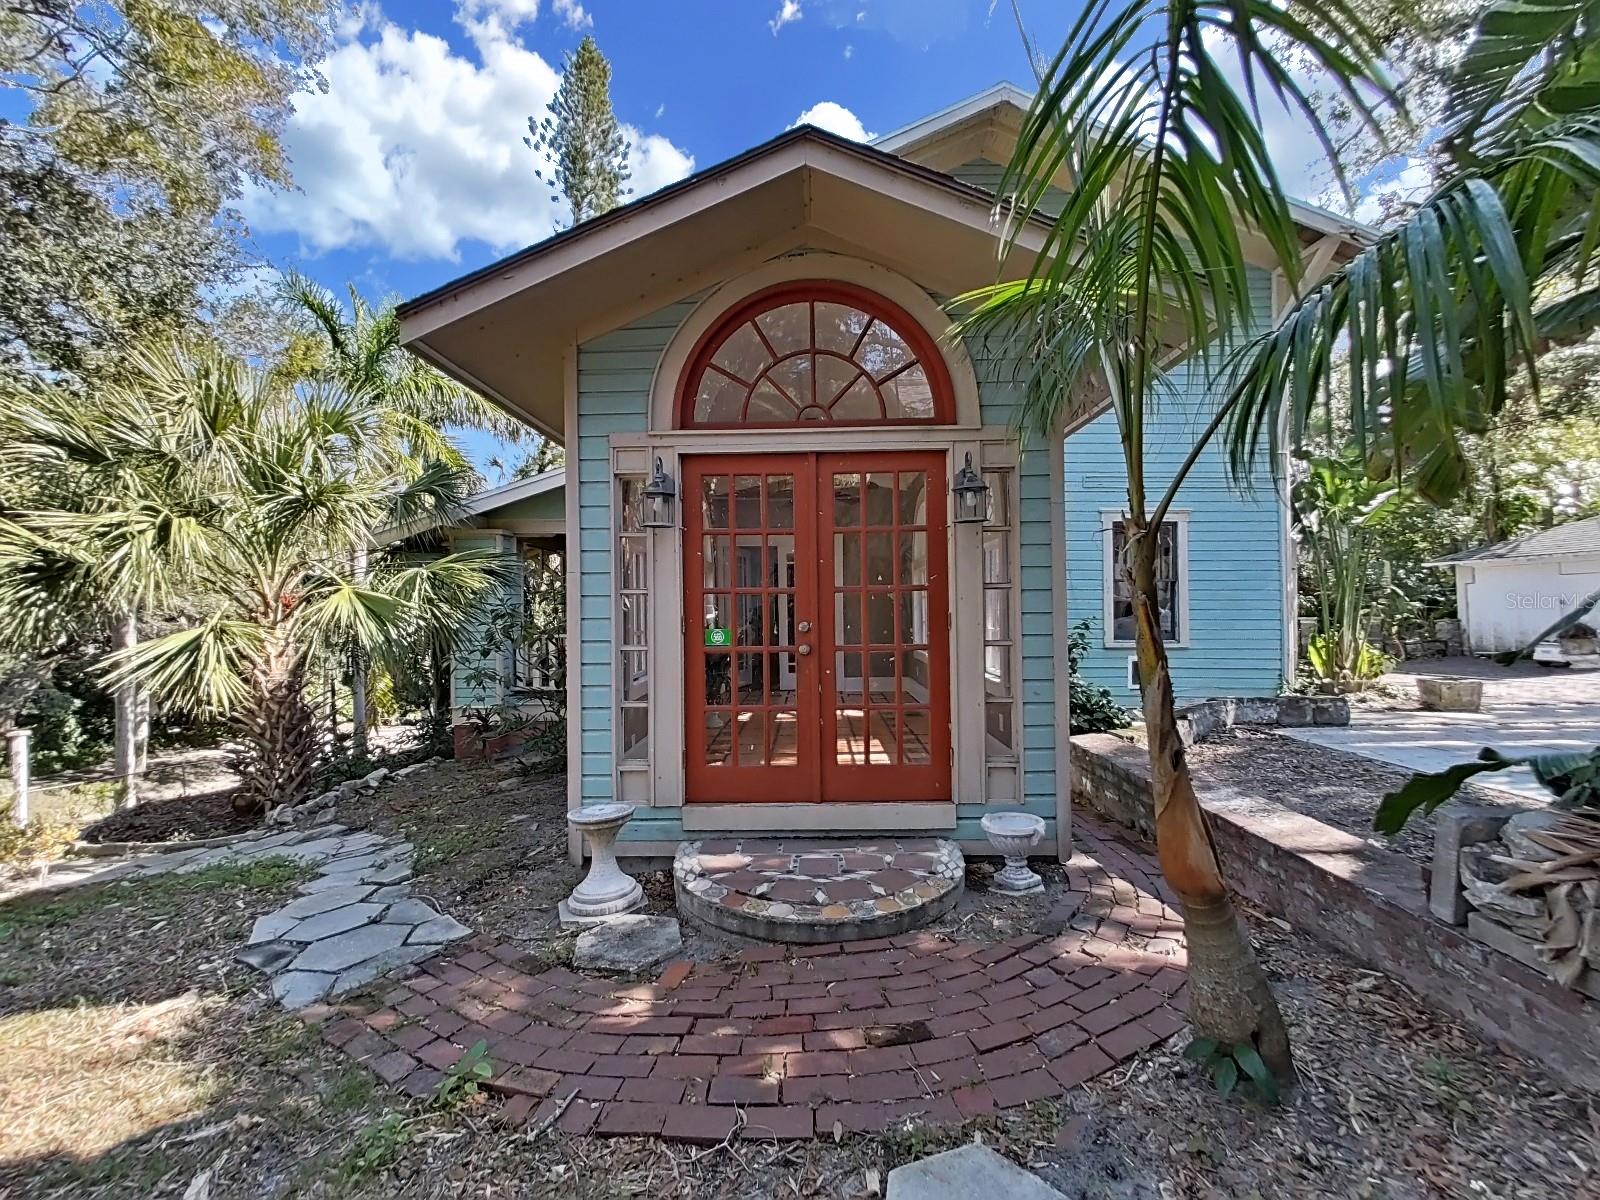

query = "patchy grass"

[
  {"left": 0, "top": 858, "right": 303, "bottom": 941},
  {"left": 411, "top": 823, "right": 503, "bottom": 877}
]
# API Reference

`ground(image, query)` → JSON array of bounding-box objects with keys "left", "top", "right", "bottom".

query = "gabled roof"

[
  {"left": 1431, "top": 515, "right": 1600, "bottom": 565},
  {"left": 375, "top": 468, "right": 565, "bottom": 544},
  {"left": 875, "top": 81, "right": 1379, "bottom": 247},
  {"left": 396, "top": 126, "right": 1055, "bottom": 439}
]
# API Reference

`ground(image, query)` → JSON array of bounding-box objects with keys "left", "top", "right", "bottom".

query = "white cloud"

[
  {"left": 552, "top": 0, "right": 592, "bottom": 29},
  {"left": 770, "top": 1, "right": 803, "bottom": 35},
  {"left": 240, "top": 10, "right": 693, "bottom": 260},
  {"left": 843, "top": 43, "right": 853, "bottom": 59},
  {"left": 791, "top": 101, "right": 873, "bottom": 141}
]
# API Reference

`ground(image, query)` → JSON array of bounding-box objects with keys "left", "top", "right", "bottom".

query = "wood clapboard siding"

[
  {"left": 576, "top": 300, "right": 700, "bottom": 810},
  {"left": 1064, "top": 267, "right": 1285, "bottom": 701}
]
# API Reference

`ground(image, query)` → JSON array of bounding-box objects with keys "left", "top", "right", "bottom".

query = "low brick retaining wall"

[{"left": 1071, "top": 732, "right": 1600, "bottom": 1092}]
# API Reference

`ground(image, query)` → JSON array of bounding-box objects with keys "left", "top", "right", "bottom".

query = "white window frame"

[
  {"left": 1099, "top": 508, "right": 1190, "bottom": 649},
  {"left": 616, "top": 475, "right": 651, "bottom": 766}
]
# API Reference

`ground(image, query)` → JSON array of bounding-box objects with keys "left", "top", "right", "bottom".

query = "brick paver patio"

[{"left": 307, "top": 817, "right": 1189, "bottom": 1142}]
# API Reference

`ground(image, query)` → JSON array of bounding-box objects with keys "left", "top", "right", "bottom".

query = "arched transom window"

[{"left": 679, "top": 282, "right": 955, "bottom": 427}]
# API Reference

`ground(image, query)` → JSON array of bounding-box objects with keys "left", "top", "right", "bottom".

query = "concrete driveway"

[{"left": 1282, "top": 656, "right": 1600, "bottom": 802}]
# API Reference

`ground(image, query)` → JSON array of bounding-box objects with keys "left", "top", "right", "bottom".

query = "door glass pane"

[
  {"left": 815, "top": 355, "right": 859, "bottom": 408},
  {"left": 621, "top": 707, "right": 649, "bottom": 761},
  {"left": 695, "top": 372, "right": 745, "bottom": 423},
  {"left": 898, "top": 532, "right": 927, "bottom": 585},
  {"left": 704, "top": 711, "right": 733, "bottom": 765},
  {"left": 867, "top": 652, "right": 894, "bottom": 700},
  {"left": 898, "top": 471, "right": 927, "bottom": 525},
  {"left": 768, "top": 474, "right": 795, "bottom": 529},
  {"left": 737, "top": 593, "right": 766, "bottom": 645},
  {"left": 702, "top": 476, "right": 730, "bottom": 529},
  {"left": 984, "top": 470, "right": 1009, "bottom": 527},
  {"left": 836, "top": 651, "right": 864, "bottom": 700},
  {"left": 735, "top": 535, "right": 764, "bottom": 586},
  {"left": 733, "top": 476, "right": 762, "bottom": 527},
  {"left": 983, "top": 530, "right": 1010, "bottom": 584},
  {"left": 833, "top": 474, "right": 862, "bottom": 526},
  {"left": 834, "top": 532, "right": 860, "bottom": 587},
  {"left": 621, "top": 650, "right": 650, "bottom": 703},
  {"left": 984, "top": 588, "right": 1010, "bottom": 641},
  {"left": 864, "top": 710, "right": 895, "bottom": 765},
  {"left": 702, "top": 594, "right": 730, "bottom": 647},
  {"left": 703, "top": 652, "right": 730, "bottom": 706},
  {"left": 864, "top": 532, "right": 893, "bottom": 587},
  {"left": 703, "top": 536, "right": 730, "bottom": 588},
  {"left": 901, "top": 710, "right": 932, "bottom": 764},
  {"left": 735, "top": 653, "right": 765, "bottom": 705},
  {"left": 766, "top": 536, "right": 795, "bottom": 588},
  {"left": 900, "top": 649, "right": 931, "bottom": 702},
  {"left": 865, "top": 473, "right": 894, "bottom": 525},
  {"left": 837, "top": 592, "right": 862, "bottom": 645},
  {"left": 736, "top": 711, "right": 768, "bottom": 767},
  {"left": 898, "top": 590, "right": 928, "bottom": 645},
  {"left": 621, "top": 594, "right": 647, "bottom": 646},
  {"left": 770, "top": 709, "right": 799, "bottom": 766},
  {"left": 866, "top": 591, "right": 894, "bottom": 645},
  {"left": 772, "top": 650, "right": 799, "bottom": 699},
  {"left": 986, "top": 702, "right": 1014, "bottom": 754},
  {"left": 835, "top": 707, "right": 866, "bottom": 764},
  {"left": 776, "top": 594, "right": 796, "bottom": 649},
  {"left": 882, "top": 365, "right": 934, "bottom": 420},
  {"left": 984, "top": 645, "right": 1011, "bottom": 692}
]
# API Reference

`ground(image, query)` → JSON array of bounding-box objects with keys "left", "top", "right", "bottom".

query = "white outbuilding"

[{"left": 1431, "top": 515, "right": 1600, "bottom": 654}]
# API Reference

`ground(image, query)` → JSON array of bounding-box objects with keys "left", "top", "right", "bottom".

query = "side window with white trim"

[{"left": 1108, "top": 519, "right": 1183, "bottom": 643}]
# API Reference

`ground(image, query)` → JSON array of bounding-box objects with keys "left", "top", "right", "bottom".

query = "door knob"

[
  {"left": 798, "top": 620, "right": 812, "bottom": 633},
  {"left": 797, "top": 644, "right": 812, "bottom": 656}
]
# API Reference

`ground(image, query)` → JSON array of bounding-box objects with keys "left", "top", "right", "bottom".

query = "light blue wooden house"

[{"left": 397, "top": 84, "right": 1360, "bottom": 860}]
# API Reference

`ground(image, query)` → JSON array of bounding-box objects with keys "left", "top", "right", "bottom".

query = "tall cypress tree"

[{"left": 526, "top": 36, "right": 631, "bottom": 227}]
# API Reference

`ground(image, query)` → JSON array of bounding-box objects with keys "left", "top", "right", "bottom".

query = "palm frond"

[{"left": 102, "top": 616, "right": 266, "bottom": 716}]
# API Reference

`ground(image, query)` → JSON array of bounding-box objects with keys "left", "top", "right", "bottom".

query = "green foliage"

[
  {"left": 7, "top": 662, "right": 115, "bottom": 775},
  {"left": 1183, "top": 1037, "right": 1281, "bottom": 1104},
  {"left": 526, "top": 36, "right": 631, "bottom": 226},
  {"left": 1375, "top": 746, "right": 1600, "bottom": 833},
  {"left": 1304, "top": 633, "right": 1393, "bottom": 684},
  {"left": 340, "top": 1113, "right": 411, "bottom": 1182},
  {"left": 1068, "top": 621, "right": 1131, "bottom": 734},
  {"left": 1295, "top": 453, "right": 1403, "bottom": 685},
  {"left": 433, "top": 1040, "right": 494, "bottom": 1109},
  {"left": 0, "top": 345, "right": 510, "bottom": 814},
  {"left": 0, "top": 1, "right": 337, "bottom": 384}
]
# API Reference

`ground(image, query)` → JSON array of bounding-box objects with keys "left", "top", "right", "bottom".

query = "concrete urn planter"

[
  {"left": 981, "top": 811, "right": 1047, "bottom": 895},
  {"left": 1416, "top": 676, "right": 1484, "bottom": 712},
  {"left": 559, "top": 803, "right": 644, "bottom": 926}
]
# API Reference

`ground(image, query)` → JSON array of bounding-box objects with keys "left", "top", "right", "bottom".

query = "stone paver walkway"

[{"left": 308, "top": 817, "right": 1188, "bottom": 1141}]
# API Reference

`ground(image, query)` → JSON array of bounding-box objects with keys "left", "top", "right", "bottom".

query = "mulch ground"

[
  {"left": 1184, "top": 727, "right": 1528, "bottom": 865},
  {"left": 0, "top": 753, "right": 1593, "bottom": 1197}
]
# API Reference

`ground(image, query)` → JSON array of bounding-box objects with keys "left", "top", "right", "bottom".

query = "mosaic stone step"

[{"left": 673, "top": 837, "right": 965, "bottom": 943}]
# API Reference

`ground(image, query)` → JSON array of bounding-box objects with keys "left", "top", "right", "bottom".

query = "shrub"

[{"left": 1069, "top": 620, "right": 1131, "bottom": 734}]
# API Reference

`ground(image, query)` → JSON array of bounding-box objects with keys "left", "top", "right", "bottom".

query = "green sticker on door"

[{"left": 704, "top": 627, "right": 730, "bottom": 647}]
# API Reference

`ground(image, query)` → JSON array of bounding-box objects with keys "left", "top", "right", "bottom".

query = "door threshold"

[{"left": 681, "top": 801, "right": 956, "bottom": 833}]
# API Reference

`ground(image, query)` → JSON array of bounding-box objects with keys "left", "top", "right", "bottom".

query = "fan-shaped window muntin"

[{"left": 680, "top": 284, "right": 954, "bottom": 427}]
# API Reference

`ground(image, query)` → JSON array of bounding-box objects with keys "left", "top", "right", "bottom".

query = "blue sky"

[
  {"left": 223, "top": 2, "right": 1407, "bottom": 473},
  {"left": 245, "top": 0, "right": 1090, "bottom": 307},
  {"left": 236, "top": 1, "right": 1116, "bottom": 471}
]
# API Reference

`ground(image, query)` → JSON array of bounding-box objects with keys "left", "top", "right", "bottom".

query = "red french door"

[{"left": 683, "top": 452, "right": 950, "bottom": 804}]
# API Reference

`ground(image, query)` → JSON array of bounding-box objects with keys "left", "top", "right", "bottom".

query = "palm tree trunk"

[
  {"left": 1130, "top": 534, "right": 1296, "bottom": 1083},
  {"left": 233, "top": 633, "right": 318, "bottom": 816},
  {"left": 111, "top": 608, "right": 141, "bottom": 810}
]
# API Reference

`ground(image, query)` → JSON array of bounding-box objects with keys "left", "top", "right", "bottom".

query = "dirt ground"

[{"left": 1, "top": 754, "right": 1595, "bottom": 1197}]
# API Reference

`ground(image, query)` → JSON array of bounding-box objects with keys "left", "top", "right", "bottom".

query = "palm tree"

[
  {"left": 280, "top": 272, "right": 530, "bottom": 754},
  {"left": 960, "top": 0, "right": 1596, "bottom": 1084},
  {"left": 0, "top": 346, "right": 507, "bottom": 815}
]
